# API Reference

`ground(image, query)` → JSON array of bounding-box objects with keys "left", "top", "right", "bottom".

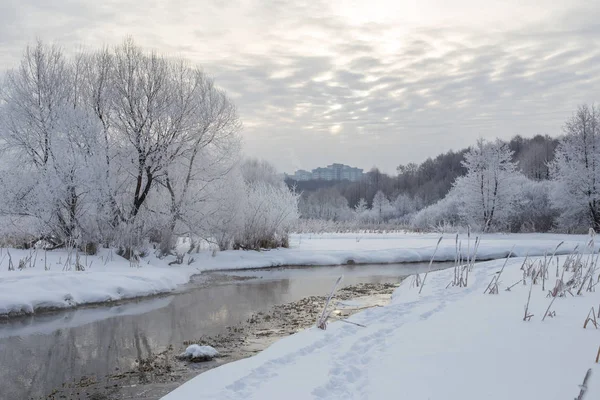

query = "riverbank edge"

[{"left": 1, "top": 232, "right": 591, "bottom": 319}]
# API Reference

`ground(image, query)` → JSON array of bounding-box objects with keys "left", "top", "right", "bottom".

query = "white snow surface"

[
  {"left": 163, "top": 251, "right": 600, "bottom": 400},
  {"left": 0, "top": 232, "right": 594, "bottom": 317},
  {"left": 180, "top": 345, "right": 219, "bottom": 360}
]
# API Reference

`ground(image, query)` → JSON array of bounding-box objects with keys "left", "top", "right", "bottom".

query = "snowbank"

[
  {"left": 163, "top": 251, "right": 600, "bottom": 400},
  {"left": 0, "top": 232, "right": 594, "bottom": 317},
  {"left": 0, "top": 249, "right": 199, "bottom": 317},
  {"left": 178, "top": 345, "right": 219, "bottom": 362}
]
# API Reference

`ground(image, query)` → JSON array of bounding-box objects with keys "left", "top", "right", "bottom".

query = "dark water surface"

[{"left": 0, "top": 262, "right": 451, "bottom": 399}]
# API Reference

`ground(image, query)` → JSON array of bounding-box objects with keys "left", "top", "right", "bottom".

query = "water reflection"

[{"left": 0, "top": 262, "right": 450, "bottom": 399}]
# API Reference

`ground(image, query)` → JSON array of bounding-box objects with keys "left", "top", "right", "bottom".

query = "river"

[{"left": 0, "top": 262, "right": 451, "bottom": 400}]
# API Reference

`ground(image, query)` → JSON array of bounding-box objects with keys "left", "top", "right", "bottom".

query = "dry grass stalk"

[
  {"left": 412, "top": 273, "right": 422, "bottom": 288},
  {"left": 542, "top": 251, "right": 549, "bottom": 291},
  {"left": 419, "top": 236, "right": 443, "bottom": 294},
  {"left": 484, "top": 275, "right": 498, "bottom": 294},
  {"left": 542, "top": 296, "right": 557, "bottom": 321},
  {"left": 74, "top": 251, "right": 85, "bottom": 272},
  {"left": 31, "top": 248, "right": 38, "bottom": 269},
  {"left": 7, "top": 250, "right": 14, "bottom": 271},
  {"left": 523, "top": 278, "right": 534, "bottom": 321},
  {"left": 452, "top": 234, "right": 458, "bottom": 286},
  {"left": 596, "top": 347, "right": 600, "bottom": 364},
  {"left": 485, "top": 248, "right": 514, "bottom": 295},
  {"left": 583, "top": 307, "right": 598, "bottom": 329}
]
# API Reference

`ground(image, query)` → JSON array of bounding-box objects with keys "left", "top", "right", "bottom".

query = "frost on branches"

[
  {"left": 551, "top": 104, "right": 600, "bottom": 232},
  {"left": 451, "top": 139, "right": 522, "bottom": 232},
  {"left": 0, "top": 40, "right": 298, "bottom": 254},
  {"left": 232, "top": 160, "right": 300, "bottom": 250}
]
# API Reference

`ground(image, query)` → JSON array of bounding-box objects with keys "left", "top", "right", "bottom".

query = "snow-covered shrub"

[
  {"left": 210, "top": 159, "right": 299, "bottom": 251},
  {"left": 234, "top": 180, "right": 299, "bottom": 249},
  {"left": 411, "top": 194, "right": 463, "bottom": 231},
  {"left": 300, "top": 188, "right": 354, "bottom": 222},
  {"left": 509, "top": 178, "right": 558, "bottom": 232}
]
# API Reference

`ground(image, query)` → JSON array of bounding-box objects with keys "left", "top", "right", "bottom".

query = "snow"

[
  {"left": 179, "top": 345, "right": 219, "bottom": 361},
  {"left": 163, "top": 248, "right": 600, "bottom": 400},
  {"left": 0, "top": 232, "right": 595, "bottom": 317},
  {"left": 0, "top": 248, "right": 199, "bottom": 317}
]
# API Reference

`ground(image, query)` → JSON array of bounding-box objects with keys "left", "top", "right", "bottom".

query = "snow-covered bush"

[
  {"left": 411, "top": 194, "right": 463, "bottom": 231},
  {"left": 213, "top": 159, "right": 300, "bottom": 251},
  {"left": 509, "top": 178, "right": 558, "bottom": 232},
  {"left": 234, "top": 180, "right": 299, "bottom": 249}
]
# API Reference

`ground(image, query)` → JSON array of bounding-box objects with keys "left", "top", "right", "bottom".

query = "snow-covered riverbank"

[
  {"left": 163, "top": 250, "right": 600, "bottom": 400},
  {"left": 0, "top": 232, "right": 593, "bottom": 317}
]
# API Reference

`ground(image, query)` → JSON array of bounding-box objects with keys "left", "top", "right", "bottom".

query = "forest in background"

[
  {"left": 287, "top": 120, "right": 599, "bottom": 234},
  {"left": 287, "top": 134, "right": 558, "bottom": 210}
]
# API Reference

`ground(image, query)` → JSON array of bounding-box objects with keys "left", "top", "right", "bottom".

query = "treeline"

[{"left": 287, "top": 134, "right": 560, "bottom": 227}]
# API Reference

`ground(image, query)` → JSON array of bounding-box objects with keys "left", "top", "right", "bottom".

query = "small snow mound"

[{"left": 178, "top": 345, "right": 219, "bottom": 362}]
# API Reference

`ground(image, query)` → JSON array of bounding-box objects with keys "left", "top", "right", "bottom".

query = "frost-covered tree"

[
  {"left": 241, "top": 159, "right": 282, "bottom": 187},
  {"left": 551, "top": 104, "right": 600, "bottom": 231},
  {"left": 0, "top": 42, "right": 104, "bottom": 244},
  {"left": 354, "top": 198, "right": 368, "bottom": 215},
  {"left": 452, "top": 139, "right": 522, "bottom": 232},
  {"left": 0, "top": 39, "right": 244, "bottom": 253},
  {"left": 393, "top": 193, "right": 419, "bottom": 217},
  {"left": 370, "top": 190, "right": 395, "bottom": 222}
]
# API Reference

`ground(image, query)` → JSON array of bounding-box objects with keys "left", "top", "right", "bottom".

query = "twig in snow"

[
  {"left": 505, "top": 279, "right": 524, "bottom": 291},
  {"left": 574, "top": 368, "right": 592, "bottom": 400},
  {"left": 330, "top": 317, "right": 367, "bottom": 328},
  {"left": 317, "top": 276, "right": 343, "bottom": 330}
]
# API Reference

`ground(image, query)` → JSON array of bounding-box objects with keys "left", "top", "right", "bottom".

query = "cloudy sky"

[{"left": 1, "top": 0, "right": 599, "bottom": 174}]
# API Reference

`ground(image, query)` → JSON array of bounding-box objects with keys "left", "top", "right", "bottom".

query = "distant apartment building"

[
  {"left": 291, "top": 169, "right": 313, "bottom": 181},
  {"left": 290, "top": 163, "right": 364, "bottom": 182}
]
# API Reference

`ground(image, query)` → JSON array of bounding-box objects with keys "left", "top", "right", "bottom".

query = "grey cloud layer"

[{"left": 1, "top": 0, "right": 599, "bottom": 173}]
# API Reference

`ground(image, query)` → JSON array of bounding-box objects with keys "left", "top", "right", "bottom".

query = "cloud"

[{"left": 1, "top": 0, "right": 599, "bottom": 173}]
